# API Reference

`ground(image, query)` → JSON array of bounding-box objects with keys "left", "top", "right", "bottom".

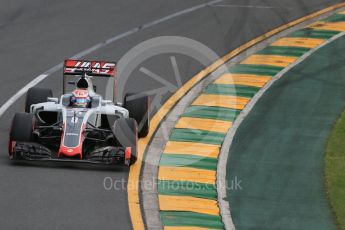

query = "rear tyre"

[
  {"left": 25, "top": 87, "right": 53, "bottom": 113},
  {"left": 8, "top": 113, "right": 35, "bottom": 157},
  {"left": 113, "top": 118, "right": 138, "bottom": 165},
  {"left": 123, "top": 93, "right": 150, "bottom": 138}
]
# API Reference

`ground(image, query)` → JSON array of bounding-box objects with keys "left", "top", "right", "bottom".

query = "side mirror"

[{"left": 47, "top": 97, "right": 59, "bottom": 103}]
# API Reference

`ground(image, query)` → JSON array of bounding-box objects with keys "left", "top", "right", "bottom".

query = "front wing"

[{"left": 11, "top": 142, "right": 131, "bottom": 166}]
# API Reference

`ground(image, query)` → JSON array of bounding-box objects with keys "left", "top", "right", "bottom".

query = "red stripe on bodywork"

[{"left": 58, "top": 123, "right": 85, "bottom": 159}]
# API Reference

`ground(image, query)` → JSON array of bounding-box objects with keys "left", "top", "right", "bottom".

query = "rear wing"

[{"left": 63, "top": 59, "right": 116, "bottom": 77}]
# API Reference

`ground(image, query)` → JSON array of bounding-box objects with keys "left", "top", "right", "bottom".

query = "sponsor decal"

[{"left": 64, "top": 60, "right": 116, "bottom": 76}]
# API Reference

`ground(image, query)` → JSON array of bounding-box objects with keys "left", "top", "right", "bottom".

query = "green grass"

[{"left": 325, "top": 109, "right": 345, "bottom": 230}]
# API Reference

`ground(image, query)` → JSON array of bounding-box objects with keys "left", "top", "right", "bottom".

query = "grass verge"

[{"left": 326, "top": 109, "right": 345, "bottom": 230}]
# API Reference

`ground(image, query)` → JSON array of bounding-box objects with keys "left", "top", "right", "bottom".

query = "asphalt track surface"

[{"left": 0, "top": 0, "right": 343, "bottom": 229}]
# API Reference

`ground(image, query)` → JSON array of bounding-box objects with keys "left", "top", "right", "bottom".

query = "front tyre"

[
  {"left": 8, "top": 113, "right": 35, "bottom": 158},
  {"left": 113, "top": 118, "right": 138, "bottom": 165}
]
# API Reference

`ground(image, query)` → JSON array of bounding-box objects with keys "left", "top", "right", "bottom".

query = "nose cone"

[{"left": 58, "top": 146, "right": 82, "bottom": 159}]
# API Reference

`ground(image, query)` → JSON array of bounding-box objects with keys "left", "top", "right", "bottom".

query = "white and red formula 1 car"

[{"left": 8, "top": 60, "right": 150, "bottom": 166}]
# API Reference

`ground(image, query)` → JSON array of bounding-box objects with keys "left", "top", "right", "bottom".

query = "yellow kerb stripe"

[
  {"left": 164, "top": 227, "right": 211, "bottom": 230},
  {"left": 164, "top": 141, "right": 220, "bottom": 158},
  {"left": 192, "top": 94, "right": 250, "bottom": 110},
  {"left": 241, "top": 54, "right": 298, "bottom": 67},
  {"left": 215, "top": 73, "right": 271, "bottom": 88},
  {"left": 175, "top": 117, "right": 232, "bottom": 133},
  {"left": 159, "top": 166, "right": 216, "bottom": 185},
  {"left": 309, "top": 21, "right": 345, "bottom": 31},
  {"left": 271, "top": 37, "right": 325, "bottom": 48},
  {"left": 159, "top": 195, "right": 220, "bottom": 216}
]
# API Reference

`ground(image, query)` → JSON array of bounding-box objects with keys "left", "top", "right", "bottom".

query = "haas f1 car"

[{"left": 8, "top": 60, "right": 150, "bottom": 166}]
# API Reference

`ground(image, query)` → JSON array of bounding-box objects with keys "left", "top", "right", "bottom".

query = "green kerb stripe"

[
  {"left": 170, "top": 128, "right": 225, "bottom": 145},
  {"left": 160, "top": 211, "right": 224, "bottom": 229},
  {"left": 182, "top": 105, "right": 240, "bottom": 121},
  {"left": 160, "top": 154, "right": 217, "bottom": 171},
  {"left": 204, "top": 84, "right": 260, "bottom": 98},
  {"left": 257, "top": 46, "right": 310, "bottom": 57},
  {"left": 323, "top": 13, "right": 345, "bottom": 22},
  {"left": 288, "top": 28, "right": 339, "bottom": 39},
  {"left": 229, "top": 64, "right": 283, "bottom": 76},
  {"left": 158, "top": 180, "right": 217, "bottom": 200}
]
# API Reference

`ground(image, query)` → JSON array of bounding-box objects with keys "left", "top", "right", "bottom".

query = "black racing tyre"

[
  {"left": 9, "top": 113, "right": 35, "bottom": 155},
  {"left": 113, "top": 118, "right": 138, "bottom": 165},
  {"left": 123, "top": 93, "right": 150, "bottom": 138},
  {"left": 25, "top": 87, "right": 53, "bottom": 113}
]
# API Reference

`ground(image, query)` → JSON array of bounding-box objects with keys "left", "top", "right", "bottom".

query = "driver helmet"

[{"left": 71, "top": 89, "right": 90, "bottom": 108}]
